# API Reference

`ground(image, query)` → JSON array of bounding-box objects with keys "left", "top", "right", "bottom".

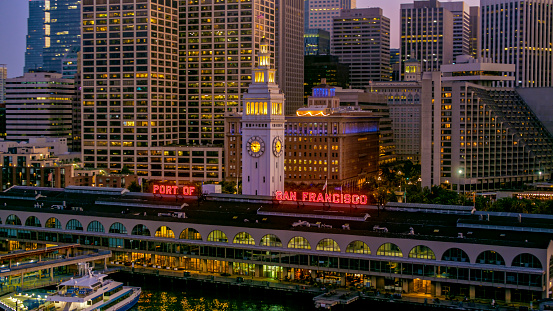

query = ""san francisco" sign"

[{"left": 275, "top": 191, "right": 368, "bottom": 205}]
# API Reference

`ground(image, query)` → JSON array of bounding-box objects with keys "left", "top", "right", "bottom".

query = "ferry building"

[{"left": 0, "top": 185, "right": 551, "bottom": 305}]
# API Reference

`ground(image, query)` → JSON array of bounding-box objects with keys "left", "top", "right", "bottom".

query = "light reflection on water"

[{"left": 131, "top": 287, "right": 313, "bottom": 311}]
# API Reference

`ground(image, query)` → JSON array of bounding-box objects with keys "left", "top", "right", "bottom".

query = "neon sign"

[
  {"left": 152, "top": 185, "right": 196, "bottom": 196},
  {"left": 275, "top": 191, "right": 368, "bottom": 205}
]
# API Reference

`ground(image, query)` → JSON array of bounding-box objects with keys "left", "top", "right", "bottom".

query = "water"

[{"left": 114, "top": 274, "right": 316, "bottom": 311}]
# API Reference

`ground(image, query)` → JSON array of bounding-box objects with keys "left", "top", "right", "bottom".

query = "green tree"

[{"left": 127, "top": 181, "right": 141, "bottom": 192}]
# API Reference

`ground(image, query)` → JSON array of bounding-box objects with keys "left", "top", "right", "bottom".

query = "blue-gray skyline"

[{"left": 0, "top": 0, "right": 479, "bottom": 78}]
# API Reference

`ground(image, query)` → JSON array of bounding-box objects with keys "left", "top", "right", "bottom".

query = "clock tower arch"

[{"left": 241, "top": 38, "right": 286, "bottom": 196}]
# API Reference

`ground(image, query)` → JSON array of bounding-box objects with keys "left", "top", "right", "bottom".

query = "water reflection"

[{"left": 132, "top": 287, "right": 312, "bottom": 311}]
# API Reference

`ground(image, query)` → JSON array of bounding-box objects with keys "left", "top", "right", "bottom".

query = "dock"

[{"left": 313, "top": 290, "right": 360, "bottom": 309}]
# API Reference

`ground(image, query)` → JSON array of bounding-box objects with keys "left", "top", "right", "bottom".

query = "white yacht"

[{"left": 45, "top": 268, "right": 141, "bottom": 311}]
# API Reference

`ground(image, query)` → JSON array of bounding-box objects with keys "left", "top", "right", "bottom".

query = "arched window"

[
  {"left": 409, "top": 245, "right": 436, "bottom": 260},
  {"left": 109, "top": 222, "right": 127, "bottom": 234},
  {"left": 155, "top": 226, "right": 175, "bottom": 238},
  {"left": 25, "top": 216, "right": 41, "bottom": 227},
  {"left": 287, "top": 236, "right": 311, "bottom": 250},
  {"left": 512, "top": 253, "right": 542, "bottom": 269},
  {"left": 66, "top": 219, "right": 83, "bottom": 231},
  {"left": 45, "top": 217, "right": 61, "bottom": 229},
  {"left": 207, "top": 230, "right": 228, "bottom": 243},
  {"left": 6, "top": 215, "right": 21, "bottom": 226},
  {"left": 442, "top": 248, "right": 469, "bottom": 262},
  {"left": 87, "top": 221, "right": 105, "bottom": 233},
  {"left": 476, "top": 250, "right": 505, "bottom": 265},
  {"left": 233, "top": 232, "right": 255, "bottom": 245},
  {"left": 316, "top": 238, "right": 340, "bottom": 252},
  {"left": 376, "top": 243, "right": 403, "bottom": 257},
  {"left": 346, "top": 241, "right": 370, "bottom": 255},
  {"left": 179, "top": 228, "right": 202, "bottom": 240},
  {"left": 131, "top": 224, "right": 151, "bottom": 236},
  {"left": 260, "top": 234, "right": 282, "bottom": 247}
]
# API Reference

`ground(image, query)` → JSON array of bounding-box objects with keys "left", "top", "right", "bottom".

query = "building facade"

[
  {"left": 305, "top": 0, "right": 355, "bottom": 34},
  {"left": 5, "top": 72, "right": 76, "bottom": 141},
  {"left": 304, "top": 55, "right": 349, "bottom": 105},
  {"left": 481, "top": 0, "right": 553, "bottom": 87},
  {"left": 400, "top": 0, "right": 454, "bottom": 77},
  {"left": 0, "top": 65, "right": 6, "bottom": 138},
  {"left": 335, "top": 88, "right": 395, "bottom": 165},
  {"left": 421, "top": 56, "right": 553, "bottom": 191},
  {"left": 332, "top": 8, "right": 391, "bottom": 87},
  {"left": 43, "top": 0, "right": 81, "bottom": 74},
  {"left": 24, "top": 0, "right": 46, "bottom": 73},
  {"left": 304, "top": 29, "right": 330, "bottom": 56},
  {"left": 0, "top": 187, "right": 551, "bottom": 303},
  {"left": 440, "top": 2, "right": 471, "bottom": 58},
  {"left": 370, "top": 59, "right": 422, "bottom": 163},
  {"left": 277, "top": 0, "right": 305, "bottom": 115}
]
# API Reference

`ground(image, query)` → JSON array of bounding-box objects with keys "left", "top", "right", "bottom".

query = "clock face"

[
  {"left": 247, "top": 136, "right": 265, "bottom": 157},
  {"left": 273, "top": 136, "right": 283, "bottom": 157}
]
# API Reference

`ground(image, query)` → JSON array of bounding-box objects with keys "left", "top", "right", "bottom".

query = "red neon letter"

[
  {"left": 333, "top": 194, "right": 340, "bottom": 204},
  {"left": 302, "top": 192, "right": 309, "bottom": 201},
  {"left": 275, "top": 191, "right": 283, "bottom": 200},
  {"left": 325, "top": 193, "right": 332, "bottom": 203},
  {"left": 289, "top": 192, "right": 297, "bottom": 201},
  {"left": 183, "top": 186, "right": 190, "bottom": 195},
  {"left": 344, "top": 194, "right": 351, "bottom": 204},
  {"left": 360, "top": 195, "right": 368, "bottom": 205},
  {"left": 172, "top": 186, "right": 178, "bottom": 195},
  {"left": 352, "top": 195, "right": 359, "bottom": 204},
  {"left": 316, "top": 193, "right": 324, "bottom": 203},
  {"left": 153, "top": 185, "right": 159, "bottom": 194},
  {"left": 309, "top": 192, "right": 316, "bottom": 202}
]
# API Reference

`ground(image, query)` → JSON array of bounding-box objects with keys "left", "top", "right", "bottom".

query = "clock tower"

[{"left": 241, "top": 38, "right": 285, "bottom": 196}]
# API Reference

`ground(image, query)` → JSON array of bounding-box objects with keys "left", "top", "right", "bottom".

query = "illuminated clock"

[
  {"left": 272, "top": 136, "right": 283, "bottom": 157},
  {"left": 247, "top": 136, "right": 265, "bottom": 157}
]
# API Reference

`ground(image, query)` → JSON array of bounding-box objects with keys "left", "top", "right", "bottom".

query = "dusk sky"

[{"left": 0, "top": 0, "right": 479, "bottom": 78}]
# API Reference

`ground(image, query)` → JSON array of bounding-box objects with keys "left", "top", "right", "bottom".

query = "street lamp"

[{"left": 458, "top": 169, "right": 464, "bottom": 195}]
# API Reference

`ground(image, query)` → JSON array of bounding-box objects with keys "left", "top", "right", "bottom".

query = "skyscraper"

[
  {"left": 400, "top": 0, "right": 454, "bottom": 76},
  {"left": 305, "top": 0, "right": 355, "bottom": 34},
  {"left": 5, "top": 72, "right": 75, "bottom": 141},
  {"left": 178, "top": 0, "right": 276, "bottom": 146},
  {"left": 0, "top": 65, "right": 6, "bottom": 138},
  {"left": 81, "top": 0, "right": 180, "bottom": 174},
  {"left": 276, "top": 0, "right": 305, "bottom": 114},
  {"left": 481, "top": 0, "right": 553, "bottom": 87},
  {"left": 24, "top": 0, "right": 46, "bottom": 73},
  {"left": 440, "top": 1, "right": 471, "bottom": 57},
  {"left": 43, "top": 0, "right": 81, "bottom": 73},
  {"left": 304, "top": 29, "right": 330, "bottom": 56},
  {"left": 332, "top": 8, "right": 391, "bottom": 87}
]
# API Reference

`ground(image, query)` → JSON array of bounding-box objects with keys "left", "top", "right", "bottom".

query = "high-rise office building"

[
  {"left": 469, "top": 6, "right": 480, "bottom": 59},
  {"left": 332, "top": 8, "right": 391, "bottom": 87},
  {"left": 440, "top": 2, "right": 470, "bottom": 57},
  {"left": 24, "top": 0, "right": 46, "bottom": 73},
  {"left": 390, "top": 48, "right": 400, "bottom": 81},
  {"left": 304, "top": 55, "right": 349, "bottom": 104},
  {"left": 305, "top": 0, "right": 355, "bottom": 34},
  {"left": 421, "top": 55, "right": 553, "bottom": 191},
  {"left": 304, "top": 29, "right": 330, "bottom": 56},
  {"left": 178, "top": 0, "right": 276, "bottom": 146},
  {"left": 400, "top": 0, "right": 454, "bottom": 77},
  {"left": 43, "top": 0, "right": 81, "bottom": 73},
  {"left": 0, "top": 65, "right": 7, "bottom": 104},
  {"left": 81, "top": 0, "right": 180, "bottom": 174},
  {"left": 481, "top": 0, "right": 553, "bottom": 87},
  {"left": 276, "top": 0, "right": 305, "bottom": 114},
  {"left": 5, "top": 72, "right": 75, "bottom": 141},
  {"left": 0, "top": 65, "right": 6, "bottom": 138}
]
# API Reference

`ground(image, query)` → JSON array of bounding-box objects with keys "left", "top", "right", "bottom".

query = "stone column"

[
  {"left": 371, "top": 276, "right": 377, "bottom": 288},
  {"left": 20, "top": 272, "right": 24, "bottom": 289},
  {"left": 505, "top": 288, "right": 511, "bottom": 303},
  {"left": 340, "top": 273, "right": 346, "bottom": 287},
  {"left": 435, "top": 281, "right": 441, "bottom": 296},
  {"left": 290, "top": 268, "right": 295, "bottom": 280},
  {"left": 469, "top": 285, "right": 475, "bottom": 299},
  {"left": 402, "top": 279, "right": 409, "bottom": 293},
  {"left": 50, "top": 268, "right": 53, "bottom": 281},
  {"left": 104, "top": 258, "right": 107, "bottom": 270},
  {"left": 256, "top": 265, "right": 263, "bottom": 278}
]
